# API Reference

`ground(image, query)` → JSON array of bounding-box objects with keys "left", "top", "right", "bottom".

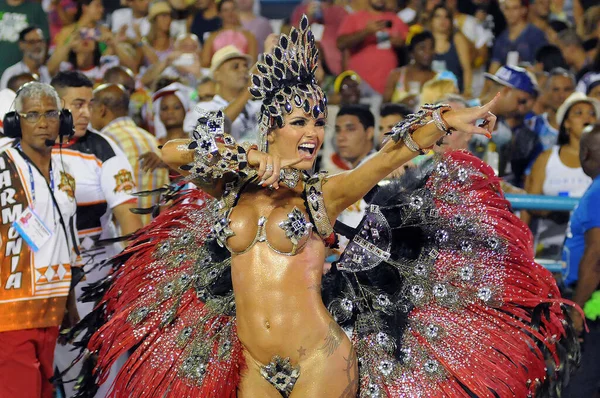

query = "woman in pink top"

[{"left": 201, "top": 0, "right": 258, "bottom": 66}]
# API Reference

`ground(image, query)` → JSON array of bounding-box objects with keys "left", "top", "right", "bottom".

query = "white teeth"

[{"left": 298, "top": 143, "right": 316, "bottom": 149}]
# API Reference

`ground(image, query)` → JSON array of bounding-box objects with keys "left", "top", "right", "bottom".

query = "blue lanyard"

[
  {"left": 17, "top": 143, "right": 54, "bottom": 205},
  {"left": 26, "top": 160, "right": 54, "bottom": 204}
]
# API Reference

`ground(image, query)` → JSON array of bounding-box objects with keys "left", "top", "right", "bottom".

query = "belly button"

[{"left": 265, "top": 320, "right": 271, "bottom": 329}]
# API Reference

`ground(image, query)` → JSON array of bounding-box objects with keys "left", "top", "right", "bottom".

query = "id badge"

[{"left": 13, "top": 207, "right": 53, "bottom": 252}]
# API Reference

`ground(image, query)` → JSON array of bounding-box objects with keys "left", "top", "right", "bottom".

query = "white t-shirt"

[
  {"left": 184, "top": 94, "right": 262, "bottom": 142},
  {"left": 53, "top": 131, "right": 136, "bottom": 271},
  {"left": 111, "top": 8, "right": 150, "bottom": 39},
  {"left": 0, "top": 61, "right": 52, "bottom": 89}
]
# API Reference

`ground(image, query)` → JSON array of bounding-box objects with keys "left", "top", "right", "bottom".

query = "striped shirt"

[{"left": 100, "top": 117, "right": 169, "bottom": 225}]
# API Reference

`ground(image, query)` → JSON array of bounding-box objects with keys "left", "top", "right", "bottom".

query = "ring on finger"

[{"left": 265, "top": 164, "right": 274, "bottom": 172}]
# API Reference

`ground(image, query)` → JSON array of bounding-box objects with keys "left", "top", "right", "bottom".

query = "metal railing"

[{"left": 505, "top": 193, "right": 580, "bottom": 273}]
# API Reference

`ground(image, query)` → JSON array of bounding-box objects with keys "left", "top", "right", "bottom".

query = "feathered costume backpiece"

[{"left": 63, "top": 16, "right": 580, "bottom": 398}]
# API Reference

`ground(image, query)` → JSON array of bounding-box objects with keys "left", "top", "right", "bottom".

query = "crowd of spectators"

[{"left": 1, "top": 0, "right": 600, "bottom": 395}]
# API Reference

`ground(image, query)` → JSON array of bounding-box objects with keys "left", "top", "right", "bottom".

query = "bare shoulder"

[{"left": 532, "top": 148, "right": 553, "bottom": 168}]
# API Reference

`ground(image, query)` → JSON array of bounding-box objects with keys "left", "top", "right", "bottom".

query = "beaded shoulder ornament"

[{"left": 249, "top": 15, "right": 327, "bottom": 151}]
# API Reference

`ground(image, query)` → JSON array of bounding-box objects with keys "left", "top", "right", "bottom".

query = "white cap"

[{"left": 556, "top": 92, "right": 600, "bottom": 128}]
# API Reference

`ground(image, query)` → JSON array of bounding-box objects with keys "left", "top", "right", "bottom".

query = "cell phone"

[{"left": 80, "top": 27, "right": 100, "bottom": 41}]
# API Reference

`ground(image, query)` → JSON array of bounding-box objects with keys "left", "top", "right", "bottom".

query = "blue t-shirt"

[
  {"left": 491, "top": 24, "right": 547, "bottom": 65},
  {"left": 525, "top": 113, "right": 558, "bottom": 151},
  {"left": 562, "top": 176, "right": 600, "bottom": 287}
]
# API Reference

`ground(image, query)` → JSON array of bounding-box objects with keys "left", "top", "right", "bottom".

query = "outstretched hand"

[
  {"left": 444, "top": 93, "right": 499, "bottom": 138},
  {"left": 247, "top": 149, "right": 304, "bottom": 189}
]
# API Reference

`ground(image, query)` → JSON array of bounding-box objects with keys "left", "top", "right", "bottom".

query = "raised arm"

[
  {"left": 323, "top": 96, "right": 499, "bottom": 218},
  {"left": 162, "top": 137, "right": 302, "bottom": 197}
]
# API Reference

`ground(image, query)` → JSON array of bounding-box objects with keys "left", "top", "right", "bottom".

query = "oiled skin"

[
  {"left": 229, "top": 185, "right": 359, "bottom": 397},
  {"left": 160, "top": 108, "right": 478, "bottom": 395}
]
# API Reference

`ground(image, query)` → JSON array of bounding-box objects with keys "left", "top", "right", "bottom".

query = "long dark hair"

[
  {"left": 430, "top": 5, "right": 455, "bottom": 39},
  {"left": 75, "top": 0, "right": 94, "bottom": 22},
  {"left": 68, "top": 41, "right": 102, "bottom": 69}
]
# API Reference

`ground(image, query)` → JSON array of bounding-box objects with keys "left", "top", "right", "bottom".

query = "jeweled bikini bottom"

[{"left": 259, "top": 355, "right": 301, "bottom": 397}]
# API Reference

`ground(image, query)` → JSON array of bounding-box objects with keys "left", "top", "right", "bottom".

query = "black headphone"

[{"left": 2, "top": 84, "right": 75, "bottom": 141}]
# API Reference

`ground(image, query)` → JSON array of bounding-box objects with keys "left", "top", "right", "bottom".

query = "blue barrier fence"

[
  {"left": 505, "top": 194, "right": 579, "bottom": 211},
  {"left": 505, "top": 193, "right": 579, "bottom": 273}
]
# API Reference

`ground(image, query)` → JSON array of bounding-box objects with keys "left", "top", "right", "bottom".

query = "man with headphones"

[{"left": 0, "top": 82, "right": 81, "bottom": 398}]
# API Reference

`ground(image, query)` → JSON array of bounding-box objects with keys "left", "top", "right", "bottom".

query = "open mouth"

[{"left": 298, "top": 142, "right": 317, "bottom": 158}]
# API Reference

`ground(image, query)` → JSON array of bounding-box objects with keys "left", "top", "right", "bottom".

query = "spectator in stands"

[
  {"left": 443, "top": 0, "right": 494, "bottom": 97},
  {"left": 0, "top": 83, "right": 79, "bottom": 398},
  {"left": 0, "top": 0, "right": 49, "bottom": 74},
  {"left": 48, "top": 0, "right": 77, "bottom": 47},
  {"left": 329, "top": 70, "right": 362, "bottom": 105},
  {"left": 345, "top": 0, "right": 368, "bottom": 13},
  {"left": 141, "top": 33, "right": 204, "bottom": 88},
  {"left": 502, "top": 89, "right": 540, "bottom": 188},
  {"left": 191, "top": 0, "right": 221, "bottom": 44},
  {"left": 202, "top": 0, "right": 258, "bottom": 66},
  {"left": 49, "top": 0, "right": 138, "bottom": 79},
  {"left": 152, "top": 82, "right": 191, "bottom": 144},
  {"left": 133, "top": 1, "right": 174, "bottom": 70},
  {"left": 90, "top": 84, "right": 169, "bottom": 225},
  {"left": 427, "top": 5, "right": 473, "bottom": 96},
  {"left": 488, "top": 0, "right": 547, "bottom": 75},
  {"left": 323, "top": 105, "right": 375, "bottom": 173},
  {"left": 472, "top": 65, "right": 539, "bottom": 170},
  {"left": 397, "top": 0, "right": 419, "bottom": 24},
  {"left": 1, "top": 27, "right": 50, "bottom": 90},
  {"left": 527, "top": 68, "right": 575, "bottom": 151},
  {"left": 111, "top": 0, "right": 151, "bottom": 40},
  {"left": 528, "top": 0, "right": 556, "bottom": 42},
  {"left": 196, "top": 76, "right": 216, "bottom": 102},
  {"left": 50, "top": 70, "right": 142, "bottom": 398},
  {"left": 6, "top": 73, "right": 37, "bottom": 93},
  {"left": 576, "top": 72, "right": 600, "bottom": 101},
  {"left": 237, "top": 0, "right": 272, "bottom": 54},
  {"left": 532, "top": 44, "right": 568, "bottom": 87},
  {"left": 574, "top": 0, "right": 599, "bottom": 39},
  {"left": 184, "top": 45, "right": 259, "bottom": 141},
  {"left": 384, "top": 30, "right": 436, "bottom": 104},
  {"left": 104, "top": 65, "right": 151, "bottom": 127},
  {"left": 54, "top": 0, "right": 105, "bottom": 47},
  {"left": 292, "top": 0, "right": 348, "bottom": 75},
  {"left": 561, "top": 123, "right": 600, "bottom": 398},
  {"left": 337, "top": 0, "right": 408, "bottom": 94},
  {"left": 377, "top": 102, "right": 411, "bottom": 148},
  {"left": 525, "top": 92, "right": 600, "bottom": 258},
  {"left": 419, "top": 78, "right": 458, "bottom": 106},
  {"left": 557, "top": 29, "right": 594, "bottom": 82},
  {"left": 482, "top": 65, "right": 539, "bottom": 117},
  {"left": 0, "top": 89, "right": 16, "bottom": 137},
  {"left": 582, "top": 6, "right": 600, "bottom": 42}
]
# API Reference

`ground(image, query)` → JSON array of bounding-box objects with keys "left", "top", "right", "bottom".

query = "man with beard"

[
  {"left": 0, "top": 26, "right": 50, "bottom": 89},
  {"left": 337, "top": 0, "right": 408, "bottom": 94}
]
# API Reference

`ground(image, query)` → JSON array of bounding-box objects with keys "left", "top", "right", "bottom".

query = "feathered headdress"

[{"left": 249, "top": 15, "right": 327, "bottom": 151}]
